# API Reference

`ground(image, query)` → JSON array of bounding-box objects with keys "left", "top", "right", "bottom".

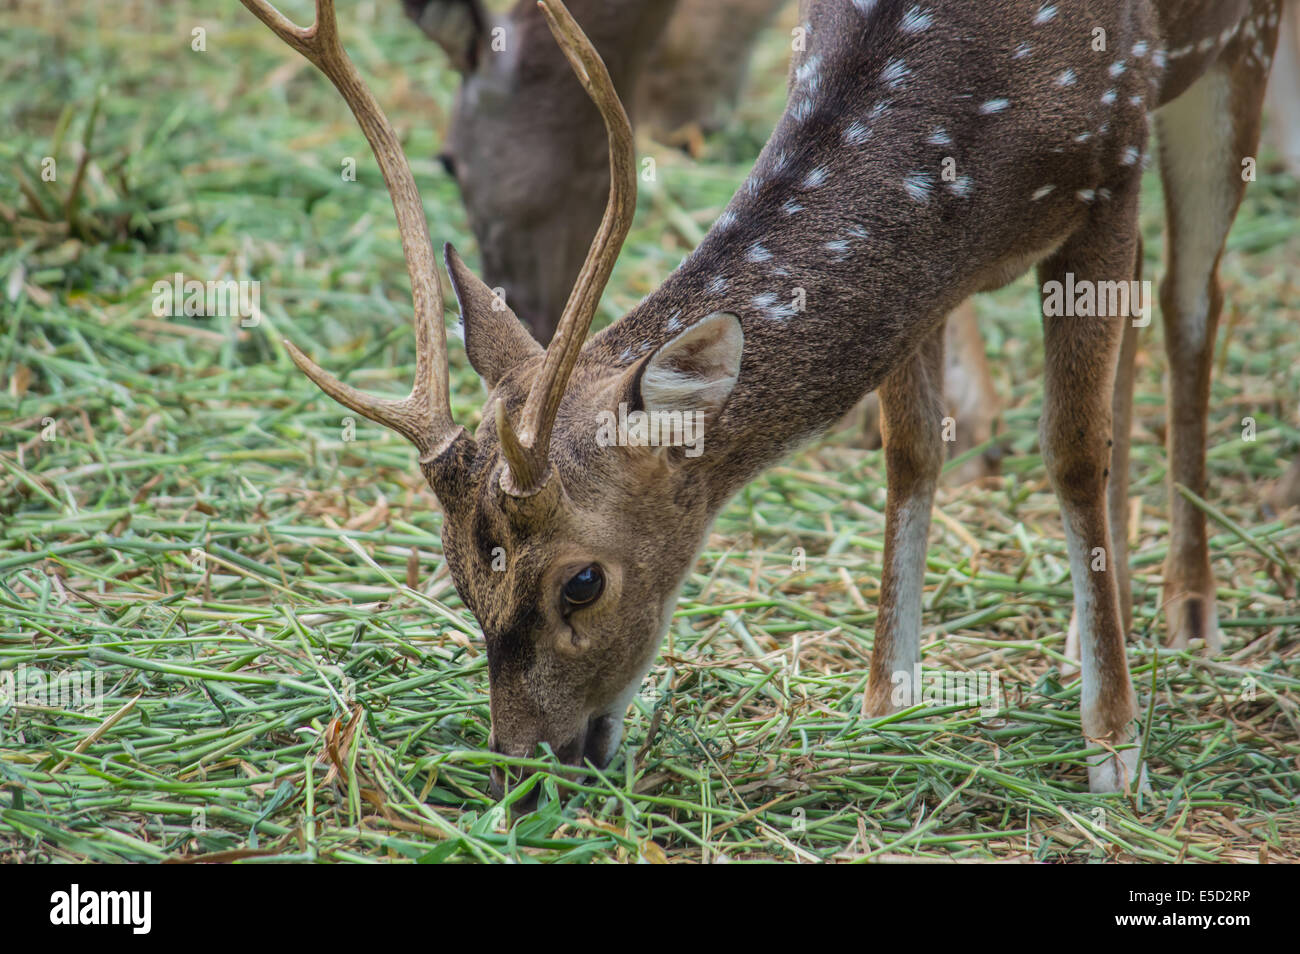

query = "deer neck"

[
  {"left": 590, "top": 32, "right": 983, "bottom": 509},
  {"left": 589, "top": 0, "right": 1189, "bottom": 512}
]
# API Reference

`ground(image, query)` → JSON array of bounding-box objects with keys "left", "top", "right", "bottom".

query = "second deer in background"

[{"left": 400, "top": 0, "right": 784, "bottom": 340}]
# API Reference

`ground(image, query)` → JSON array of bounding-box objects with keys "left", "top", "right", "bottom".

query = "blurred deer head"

[
  {"left": 242, "top": 0, "right": 741, "bottom": 799},
  {"left": 400, "top": 0, "right": 677, "bottom": 342}
]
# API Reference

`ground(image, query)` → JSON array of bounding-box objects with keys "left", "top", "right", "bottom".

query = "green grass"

[{"left": 1, "top": 0, "right": 1297, "bottom": 863}]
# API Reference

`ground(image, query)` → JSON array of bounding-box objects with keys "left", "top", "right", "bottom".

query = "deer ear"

[
  {"left": 635, "top": 312, "right": 743, "bottom": 425},
  {"left": 402, "top": 0, "right": 487, "bottom": 73},
  {"left": 445, "top": 244, "right": 542, "bottom": 389}
]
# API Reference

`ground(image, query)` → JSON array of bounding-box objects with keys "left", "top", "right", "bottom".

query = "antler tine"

[
  {"left": 499, "top": 0, "right": 638, "bottom": 493},
  {"left": 240, "top": 0, "right": 457, "bottom": 457}
]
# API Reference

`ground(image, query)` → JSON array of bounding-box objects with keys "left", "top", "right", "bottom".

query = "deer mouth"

[
  {"left": 579, "top": 712, "right": 621, "bottom": 769},
  {"left": 488, "top": 712, "right": 622, "bottom": 805}
]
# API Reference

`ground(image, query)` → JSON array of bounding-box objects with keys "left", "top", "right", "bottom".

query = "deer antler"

[
  {"left": 496, "top": 0, "right": 638, "bottom": 495},
  {"left": 240, "top": 0, "right": 461, "bottom": 459}
]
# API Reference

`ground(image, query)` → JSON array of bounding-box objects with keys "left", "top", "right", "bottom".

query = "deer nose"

[{"left": 488, "top": 762, "right": 541, "bottom": 813}]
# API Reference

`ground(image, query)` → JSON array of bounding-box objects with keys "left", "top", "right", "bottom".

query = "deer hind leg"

[
  {"left": 1266, "top": 455, "right": 1300, "bottom": 512},
  {"left": 1264, "top": 0, "right": 1300, "bottom": 176},
  {"left": 864, "top": 323, "right": 946, "bottom": 717},
  {"left": 1155, "top": 44, "right": 1275, "bottom": 651},
  {"left": 944, "top": 299, "right": 1004, "bottom": 483},
  {"left": 1038, "top": 181, "right": 1144, "bottom": 793},
  {"left": 855, "top": 300, "right": 1001, "bottom": 486}
]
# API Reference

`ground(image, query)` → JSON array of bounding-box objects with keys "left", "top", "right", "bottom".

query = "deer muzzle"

[{"left": 487, "top": 711, "right": 622, "bottom": 806}]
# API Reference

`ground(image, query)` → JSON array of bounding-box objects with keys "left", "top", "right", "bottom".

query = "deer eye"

[{"left": 562, "top": 565, "right": 604, "bottom": 607}]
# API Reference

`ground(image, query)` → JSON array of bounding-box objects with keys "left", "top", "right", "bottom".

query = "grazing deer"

[
  {"left": 398, "top": 0, "right": 678, "bottom": 342},
  {"left": 242, "top": 0, "right": 1285, "bottom": 795},
  {"left": 399, "top": 0, "right": 788, "bottom": 340}
]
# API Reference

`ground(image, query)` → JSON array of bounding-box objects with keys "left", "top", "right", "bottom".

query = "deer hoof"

[
  {"left": 1164, "top": 591, "right": 1222, "bottom": 653},
  {"left": 1088, "top": 745, "right": 1147, "bottom": 795}
]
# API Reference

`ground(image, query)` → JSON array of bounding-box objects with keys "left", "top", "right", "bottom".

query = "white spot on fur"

[
  {"left": 851, "top": 0, "right": 878, "bottom": 14},
  {"left": 1032, "top": 184, "right": 1056, "bottom": 200},
  {"left": 825, "top": 239, "right": 851, "bottom": 260},
  {"left": 1033, "top": 4, "right": 1057, "bottom": 25},
  {"left": 979, "top": 98, "right": 1010, "bottom": 114},
  {"left": 1132, "top": 40, "right": 1148, "bottom": 57},
  {"left": 947, "top": 176, "right": 973, "bottom": 197},
  {"left": 900, "top": 6, "right": 933, "bottom": 33},
  {"left": 1056, "top": 69, "right": 1077, "bottom": 86},
  {"left": 881, "top": 58, "right": 910, "bottom": 88},
  {"left": 1101, "top": 88, "right": 1117, "bottom": 105},
  {"left": 1077, "top": 188, "right": 1096, "bottom": 202},
  {"left": 782, "top": 198, "right": 804, "bottom": 215},
  {"left": 762, "top": 298, "right": 800, "bottom": 321},
  {"left": 714, "top": 210, "right": 737, "bottom": 231},
  {"left": 844, "top": 120, "right": 872, "bottom": 145},
  {"left": 1120, "top": 145, "right": 1139, "bottom": 165},
  {"left": 1109, "top": 60, "right": 1127, "bottom": 77},
  {"left": 903, "top": 172, "right": 934, "bottom": 202},
  {"left": 1014, "top": 42, "right": 1033, "bottom": 59},
  {"left": 707, "top": 275, "right": 728, "bottom": 294},
  {"left": 795, "top": 54, "right": 821, "bottom": 84},
  {"left": 746, "top": 243, "right": 772, "bottom": 263},
  {"left": 927, "top": 127, "right": 952, "bottom": 146},
  {"left": 802, "top": 166, "right": 829, "bottom": 188}
]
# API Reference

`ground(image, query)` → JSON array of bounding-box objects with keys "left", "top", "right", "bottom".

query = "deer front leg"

[
  {"left": 1038, "top": 216, "right": 1143, "bottom": 794},
  {"left": 1066, "top": 241, "right": 1142, "bottom": 664},
  {"left": 864, "top": 323, "right": 946, "bottom": 717}
]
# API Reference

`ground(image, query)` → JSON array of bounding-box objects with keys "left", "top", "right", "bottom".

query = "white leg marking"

[
  {"left": 1062, "top": 513, "right": 1143, "bottom": 793},
  {"left": 880, "top": 497, "right": 933, "bottom": 704}
]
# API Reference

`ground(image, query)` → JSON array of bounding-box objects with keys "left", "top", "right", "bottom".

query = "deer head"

[
  {"left": 400, "top": 0, "right": 677, "bottom": 341},
  {"left": 242, "top": 0, "right": 742, "bottom": 798}
]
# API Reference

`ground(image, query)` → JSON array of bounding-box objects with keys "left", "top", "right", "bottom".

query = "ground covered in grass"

[{"left": 2, "top": 1, "right": 1298, "bottom": 863}]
